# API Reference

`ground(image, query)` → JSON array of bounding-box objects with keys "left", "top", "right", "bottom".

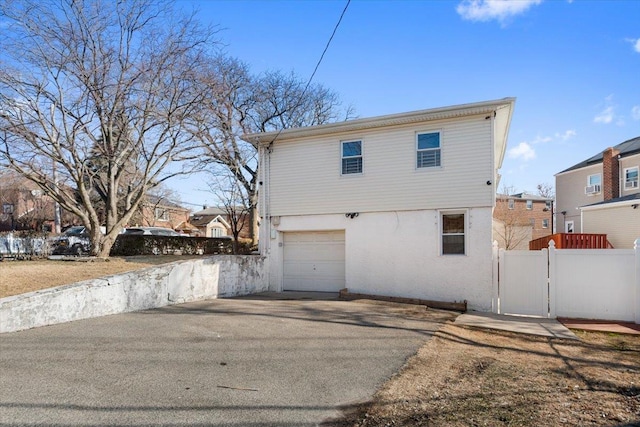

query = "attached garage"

[{"left": 283, "top": 231, "right": 345, "bottom": 292}]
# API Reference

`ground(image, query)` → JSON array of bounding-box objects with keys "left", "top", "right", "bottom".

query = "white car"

[{"left": 122, "top": 227, "right": 184, "bottom": 237}]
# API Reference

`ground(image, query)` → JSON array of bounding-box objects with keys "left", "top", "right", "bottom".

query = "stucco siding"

[
  {"left": 582, "top": 206, "right": 640, "bottom": 249},
  {"left": 266, "top": 208, "right": 494, "bottom": 311},
  {"left": 268, "top": 115, "right": 494, "bottom": 216},
  {"left": 556, "top": 164, "right": 603, "bottom": 232}
]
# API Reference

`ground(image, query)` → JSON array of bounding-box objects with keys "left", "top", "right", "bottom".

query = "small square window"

[
  {"left": 155, "top": 208, "right": 169, "bottom": 221},
  {"left": 588, "top": 174, "right": 601, "bottom": 186},
  {"left": 542, "top": 219, "right": 549, "bottom": 228},
  {"left": 624, "top": 167, "right": 639, "bottom": 190},
  {"left": 526, "top": 200, "right": 533, "bottom": 210},
  {"left": 341, "top": 140, "right": 362, "bottom": 175},
  {"left": 417, "top": 132, "right": 441, "bottom": 168},
  {"left": 442, "top": 213, "right": 465, "bottom": 255}
]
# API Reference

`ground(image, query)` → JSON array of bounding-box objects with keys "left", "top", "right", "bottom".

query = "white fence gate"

[{"left": 493, "top": 239, "right": 640, "bottom": 324}]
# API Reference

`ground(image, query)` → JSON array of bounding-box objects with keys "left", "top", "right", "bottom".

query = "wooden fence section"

[{"left": 529, "top": 233, "right": 613, "bottom": 250}]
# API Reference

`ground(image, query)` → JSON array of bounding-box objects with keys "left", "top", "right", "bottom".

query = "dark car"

[{"left": 51, "top": 226, "right": 91, "bottom": 256}]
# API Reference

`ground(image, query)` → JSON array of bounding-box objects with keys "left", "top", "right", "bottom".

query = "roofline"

[
  {"left": 580, "top": 198, "right": 640, "bottom": 211},
  {"left": 243, "top": 97, "right": 516, "bottom": 144},
  {"left": 554, "top": 162, "right": 601, "bottom": 178}
]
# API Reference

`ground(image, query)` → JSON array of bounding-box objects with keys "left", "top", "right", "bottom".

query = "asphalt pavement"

[{"left": 0, "top": 294, "right": 454, "bottom": 426}]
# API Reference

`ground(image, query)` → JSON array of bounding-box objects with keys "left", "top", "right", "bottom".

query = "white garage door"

[{"left": 283, "top": 231, "right": 345, "bottom": 292}]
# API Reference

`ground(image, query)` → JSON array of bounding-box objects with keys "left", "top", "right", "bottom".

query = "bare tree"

[
  {"left": 493, "top": 185, "right": 531, "bottom": 250},
  {"left": 190, "top": 56, "right": 354, "bottom": 246},
  {"left": 536, "top": 182, "right": 555, "bottom": 199},
  {"left": 208, "top": 172, "right": 250, "bottom": 254},
  {"left": 0, "top": 0, "right": 216, "bottom": 256}
]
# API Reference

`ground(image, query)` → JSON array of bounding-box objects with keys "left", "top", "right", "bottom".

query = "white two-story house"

[{"left": 245, "top": 98, "right": 515, "bottom": 311}]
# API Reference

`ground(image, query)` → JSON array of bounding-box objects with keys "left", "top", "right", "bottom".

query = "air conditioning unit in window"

[
  {"left": 624, "top": 180, "right": 639, "bottom": 190},
  {"left": 585, "top": 184, "right": 601, "bottom": 195}
]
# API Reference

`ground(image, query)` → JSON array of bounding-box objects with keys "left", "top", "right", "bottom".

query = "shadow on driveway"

[{"left": 0, "top": 295, "right": 455, "bottom": 426}]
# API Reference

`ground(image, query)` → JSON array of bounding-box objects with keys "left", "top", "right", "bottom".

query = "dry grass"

[
  {"left": 0, "top": 256, "right": 202, "bottom": 298},
  {"left": 327, "top": 323, "right": 640, "bottom": 426}
]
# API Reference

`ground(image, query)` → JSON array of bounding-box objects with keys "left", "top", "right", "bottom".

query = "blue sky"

[{"left": 176, "top": 0, "right": 639, "bottom": 206}]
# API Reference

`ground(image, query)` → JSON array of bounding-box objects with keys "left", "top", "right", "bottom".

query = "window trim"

[
  {"left": 624, "top": 166, "right": 639, "bottom": 190},
  {"left": 508, "top": 199, "right": 515, "bottom": 210},
  {"left": 526, "top": 200, "right": 533, "bottom": 210},
  {"left": 542, "top": 218, "right": 549, "bottom": 229},
  {"left": 587, "top": 173, "right": 602, "bottom": 186},
  {"left": 154, "top": 207, "right": 169, "bottom": 221},
  {"left": 340, "top": 139, "right": 363, "bottom": 176},
  {"left": 440, "top": 210, "right": 467, "bottom": 256},
  {"left": 416, "top": 130, "right": 442, "bottom": 170}
]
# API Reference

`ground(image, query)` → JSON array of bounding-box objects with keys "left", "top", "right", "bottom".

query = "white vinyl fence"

[{"left": 493, "top": 239, "right": 640, "bottom": 323}]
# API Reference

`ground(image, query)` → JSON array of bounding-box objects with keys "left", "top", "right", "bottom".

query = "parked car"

[
  {"left": 51, "top": 226, "right": 91, "bottom": 256},
  {"left": 122, "top": 227, "right": 184, "bottom": 236}
]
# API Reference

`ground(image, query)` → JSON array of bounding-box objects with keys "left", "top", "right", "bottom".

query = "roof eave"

[{"left": 243, "top": 97, "right": 516, "bottom": 145}]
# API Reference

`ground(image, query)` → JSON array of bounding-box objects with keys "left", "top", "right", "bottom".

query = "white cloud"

[
  {"left": 531, "top": 135, "right": 552, "bottom": 144},
  {"left": 555, "top": 130, "right": 576, "bottom": 141},
  {"left": 594, "top": 106, "right": 614, "bottom": 124},
  {"left": 456, "top": 0, "right": 542, "bottom": 23},
  {"left": 593, "top": 95, "right": 617, "bottom": 124},
  {"left": 629, "top": 38, "right": 640, "bottom": 53},
  {"left": 632, "top": 106, "right": 640, "bottom": 121},
  {"left": 508, "top": 142, "right": 536, "bottom": 161}
]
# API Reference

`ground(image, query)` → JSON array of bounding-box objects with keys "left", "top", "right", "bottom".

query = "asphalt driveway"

[{"left": 0, "top": 293, "right": 454, "bottom": 426}]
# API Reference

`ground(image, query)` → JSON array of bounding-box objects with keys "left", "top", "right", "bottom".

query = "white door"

[
  {"left": 565, "top": 221, "right": 574, "bottom": 233},
  {"left": 283, "top": 231, "right": 345, "bottom": 292}
]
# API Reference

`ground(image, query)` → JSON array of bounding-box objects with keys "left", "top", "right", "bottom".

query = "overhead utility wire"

[{"left": 267, "top": 0, "right": 351, "bottom": 146}]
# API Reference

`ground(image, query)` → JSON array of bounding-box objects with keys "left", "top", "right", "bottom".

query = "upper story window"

[
  {"left": 341, "top": 140, "right": 362, "bottom": 175},
  {"left": 441, "top": 212, "right": 465, "bottom": 255},
  {"left": 624, "top": 167, "right": 639, "bottom": 190},
  {"left": 586, "top": 173, "right": 601, "bottom": 195},
  {"left": 155, "top": 208, "right": 169, "bottom": 221},
  {"left": 526, "top": 200, "right": 533, "bottom": 210},
  {"left": 542, "top": 218, "right": 549, "bottom": 228},
  {"left": 508, "top": 199, "right": 515, "bottom": 209},
  {"left": 416, "top": 132, "right": 441, "bottom": 168},
  {"left": 545, "top": 200, "right": 552, "bottom": 210}
]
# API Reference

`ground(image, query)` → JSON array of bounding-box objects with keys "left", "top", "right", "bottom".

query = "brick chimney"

[{"left": 602, "top": 147, "right": 620, "bottom": 201}]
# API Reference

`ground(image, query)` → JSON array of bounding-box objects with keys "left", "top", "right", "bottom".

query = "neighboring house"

[
  {"left": 0, "top": 171, "right": 56, "bottom": 232},
  {"left": 131, "top": 196, "right": 191, "bottom": 232},
  {"left": 555, "top": 136, "right": 640, "bottom": 248},
  {"left": 190, "top": 206, "right": 252, "bottom": 239},
  {"left": 246, "top": 98, "right": 516, "bottom": 311},
  {"left": 493, "top": 193, "right": 553, "bottom": 250}
]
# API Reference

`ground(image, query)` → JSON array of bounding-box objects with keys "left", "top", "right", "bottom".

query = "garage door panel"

[{"left": 283, "top": 231, "right": 345, "bottom": 292}]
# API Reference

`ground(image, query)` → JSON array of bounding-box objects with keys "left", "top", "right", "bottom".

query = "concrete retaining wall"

[{"left": 0, "top": 255, "right": 268, "bottom": 333}]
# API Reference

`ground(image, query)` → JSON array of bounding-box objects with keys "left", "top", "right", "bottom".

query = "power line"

[{"left": 267, "top": 0, "right": 351, "bottom": 145}]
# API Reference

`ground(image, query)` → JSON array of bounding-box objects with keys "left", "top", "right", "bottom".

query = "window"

[
  {"left": 565, "top": 221, "right": 574, "bottom": 233},
  {"left": 526, "top": 200, "right": 533, "bottom": 210},
  {"left": 341, "top": 140, "right": 362, "bottom": 175},
  {"left": 529, "top": 218, "right": 535, "bottom": 227},
  {"left": 586, "top": 173, "right": 602, "bottom": 195},
  {"left": 441, "top": 213, "right": 465, "bottom": 255},
  {"left": 155, "top": 208, "right": 169, "bottom": 221},
  {"left": 545, "top": 200, "right": 552, "bottom": 210},
  {"left": 542, "top": 219, "right": 549, "bottom": 228},
  {"left": 508, "top": 199, "right": 515, "bottom": 209},
  {"left": 624, "top": 167, "right": 639, "bottom": 190},
  {"left": 417, "top": 132, "right": 441, "bottom": 168}
]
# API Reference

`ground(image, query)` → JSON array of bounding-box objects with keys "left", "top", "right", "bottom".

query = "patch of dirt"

[
  {"left": 0, "top": 255, "right": 204, "bottom": 298},
  {"left": 326, "top": 323, "right": 640, "bottom": 427}
]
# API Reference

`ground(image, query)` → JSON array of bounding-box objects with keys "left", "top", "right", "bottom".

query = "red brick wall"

[{"left": 602, "top": 147, "right": 620, "bottom": 201}]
